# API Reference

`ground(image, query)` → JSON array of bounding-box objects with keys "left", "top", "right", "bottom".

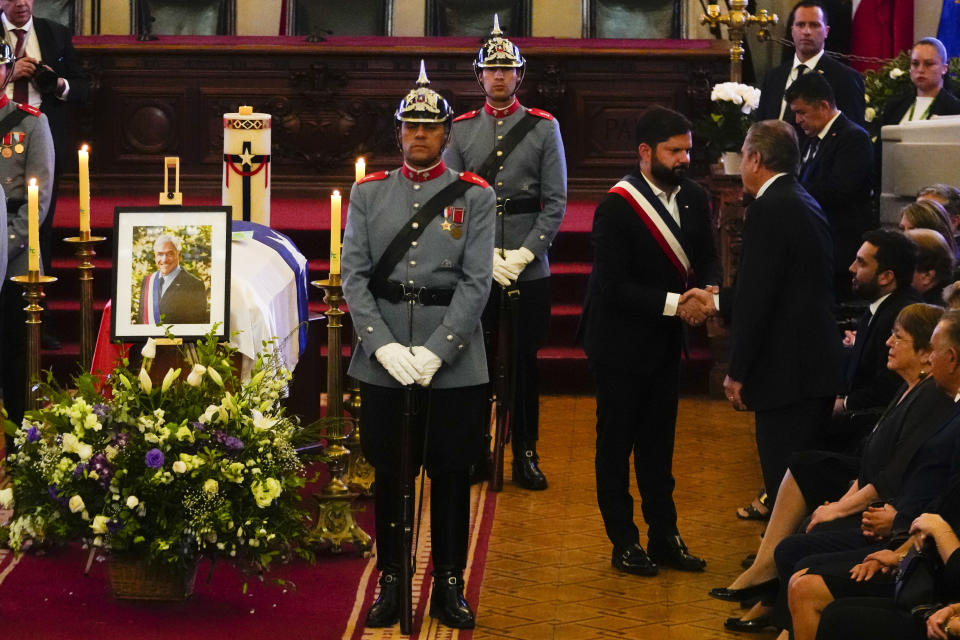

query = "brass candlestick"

[
  {"left": 11, "top": 271, "right": 57, "bottom": 411},
  {"left": 64, "top": 232, "right": 107, "bottom": 370},
  {"left": 702, "top": 0, "right": 778, "bottom": 83},
  {"left": 310, "top": 274, "right": 371, "bottom": 553},
  {"left": 344, "top": 338, "right": 374, "bottom": 495}
]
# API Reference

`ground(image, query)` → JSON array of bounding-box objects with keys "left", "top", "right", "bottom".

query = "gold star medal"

[{"left": 441, "top": 221, "right": 452, "bottom": 231}]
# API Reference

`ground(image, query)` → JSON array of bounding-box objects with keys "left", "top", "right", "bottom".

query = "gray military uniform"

[
  {"left": 443, "top": 103, "right": 567, "bottom": 281},
  {"left": 342, "top": 164, "right": 496, "bottom": 389},
  {"left": 0, "top": 97, "right": 54, "bottom": 277}
]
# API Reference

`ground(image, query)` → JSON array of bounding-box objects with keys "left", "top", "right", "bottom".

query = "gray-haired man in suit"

[{"left": 342, "top": 63, "right": 495, "bottom": 631}]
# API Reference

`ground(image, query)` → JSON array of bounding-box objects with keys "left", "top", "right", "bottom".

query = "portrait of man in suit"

[{"left": 136, "top": 232, "right": 209, "bottom": 326}]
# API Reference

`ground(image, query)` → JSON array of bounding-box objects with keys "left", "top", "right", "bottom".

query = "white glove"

[
  {"left": 374, "top": 343, "right": 419, "bottom": 386},
  {"left": 492, "top": 249, "right": 521, "bottom": 286},
  {"left": 411, "top": 346, "right": 443, "bottom": 387},
  {"left": 502, "top": 247, "right": 535, "bottom": 275}
]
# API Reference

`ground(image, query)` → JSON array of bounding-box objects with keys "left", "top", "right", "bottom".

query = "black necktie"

[{"left": 800, "top": 137, "right": 821, "bottom": 179}]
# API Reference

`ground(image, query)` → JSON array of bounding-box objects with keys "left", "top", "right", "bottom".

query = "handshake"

[
  {"left": 677, "top": 286, "right": 719, "bottom": 326},
  {"left": 374, "top": 343, "right": 443, "bottom": 387}
]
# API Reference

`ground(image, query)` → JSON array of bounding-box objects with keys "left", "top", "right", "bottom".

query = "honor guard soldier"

[
  {"left": 0, "top": 38, "right": 54, "bottom": 446},
  {"left": 443, "top": 15, "right": 567, "bottom": 490},
  {"left": 341, "top": 62, "right": 495, "bottom": 631}
]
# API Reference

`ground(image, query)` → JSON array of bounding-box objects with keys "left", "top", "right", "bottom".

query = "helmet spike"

[
  {"left": 491, "top": 14, "right": 502, "bottom": 37},
  {"left": 416, "top": 59, "right": 429, "bottom": 87}
]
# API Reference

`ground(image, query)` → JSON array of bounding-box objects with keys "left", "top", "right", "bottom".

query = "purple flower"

[
  {"left": 73, "top": 463, "right": 87, "bottom": 478},
  {"left": 111, "top": 432, "right": 130, "bottom": 449},
  {"left": 25, "top": 426, "right": 39, "bottom": 443},
  {"left": 224, "top": 436, "right": 244, "bottom": 450},
  {"left": 47, "top": 485, "right": 59, "bottom": 500},
  {"left": 92, "top": 404, "right": 109, "bottom": 417},
  {"left": 107, "top": 519, "right": 123, "bottom": 534},
  {"left": 191, "top": 421, "right": 205, "bottom": 432},
  {"left": 144, "top": 448, "right": 164, "bottom": 469}
]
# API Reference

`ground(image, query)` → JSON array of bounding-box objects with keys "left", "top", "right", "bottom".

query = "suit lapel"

[{"left": 34, "top": 19, "right": 53, "bottom": 66}]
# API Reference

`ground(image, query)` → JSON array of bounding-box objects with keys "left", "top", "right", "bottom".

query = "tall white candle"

[{"left": 330, "top": 190, "right": 341, "bottom": 276}]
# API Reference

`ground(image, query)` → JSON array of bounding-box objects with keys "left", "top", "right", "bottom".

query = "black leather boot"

[
  {"left": 511, "top": 448, "right": 548, "bottom": 490},
  {"left": 364, "top": 571, "right": 400, "bottom": 627},
  {"left": 429, "top": 570, "right": 475, "bottom": 629}
]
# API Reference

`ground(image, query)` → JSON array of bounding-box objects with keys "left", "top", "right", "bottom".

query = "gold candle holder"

[
  {"left": 64, "top": 232, "right": 107, "bottom": 370},
  {"left": 309, "top": 274, "right": 371, "bottom": 553},
  {"left": 11, "top": 271, "right": 57, "bottom": 411}
]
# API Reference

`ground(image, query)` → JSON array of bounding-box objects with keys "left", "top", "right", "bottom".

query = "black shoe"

[
  {"left": 741, "top": 552, "right": 756, "bottom": 569},
  {"left": 611, "top": 543, "right": 658, "bottom": 576},
  {"left": 647, "top": 534, "right": 706, "bottom": 572},
  {"left": 469, "top": 455, "right": 492, "bottom": 485},
  {"left": 708, "top": 578, "right": 778, "bottom": 603},
  {"left": 429, "top": 570, "right": 475, "bottom": 629},
  {"left": 511, "top": 450, "right": 547, "bottom": 490},
  {"left": 723, "top": 614, "right": 775, "bottom": 633},
  {"left": 364, "top": 572, "right": 400, "bottom": 628}
]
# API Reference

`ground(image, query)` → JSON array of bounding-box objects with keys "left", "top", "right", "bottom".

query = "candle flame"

[
  {"left": 29, "top": 177, "right": 36, "bottom": 186},
  {"left": 81, "top": 144, "right": 88, "bottom": 152},
  {"left": 333, "top": 189, "right": 340, "bottom": 197}
]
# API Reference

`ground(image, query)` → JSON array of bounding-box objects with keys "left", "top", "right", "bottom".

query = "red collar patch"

[
  {"left": 484, "top": 100, "right": 521, "bottom": 118},
  {"left": 401, "top": 161, "right": 446, "bottom": 183}
]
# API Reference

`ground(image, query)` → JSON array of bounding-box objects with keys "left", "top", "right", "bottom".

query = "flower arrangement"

[
  {"left": 863, "top": 51, "right": 960, "bottom": 139},
  {"left": 0, "top": 331, "right": 315, "bottom": 576},
  {"left": 696, "top": 82, "right": 762, "bottom": 155}
]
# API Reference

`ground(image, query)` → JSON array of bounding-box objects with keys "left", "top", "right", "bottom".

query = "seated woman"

[
  {"left": 710, "top": 304, "right": 955, "bottom": 632},
  {"left": 790, "top": 509, "right": 960, "bottom": 640},
  {"left": 900, "top": 199, "right": 958, "bottom": 259}
]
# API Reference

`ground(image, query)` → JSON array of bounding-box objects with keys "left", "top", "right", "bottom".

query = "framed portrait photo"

[{"left": 111, "top": 206, "right": 232, "bottom": 342}]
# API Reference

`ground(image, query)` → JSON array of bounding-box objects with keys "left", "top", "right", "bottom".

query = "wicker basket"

[{"left": 108, "top": 555, "right": 198, "bottom": 601}]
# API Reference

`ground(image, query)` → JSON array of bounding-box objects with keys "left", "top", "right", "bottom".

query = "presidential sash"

[
  {"left": 140, "top": 271, "right": 162, "bottom": 325},
  {"left": 609, "top": 176, "right": 691, "bottom": 283}
]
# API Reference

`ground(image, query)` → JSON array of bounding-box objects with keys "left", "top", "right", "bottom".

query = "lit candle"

[
  {"left": 27, "top": 177, "right": 38, "bottom": 272},
  {"left": 355, "top": 157, "right": 365, "bottom": 184},
  {"left": 78, "top": 144, "right": 90, "bottom": 234},
  {"left": 330, "top": 189, "right": 341, "bottom": 276}
]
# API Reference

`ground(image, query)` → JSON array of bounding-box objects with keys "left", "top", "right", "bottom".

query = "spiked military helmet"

[
  {"left": 473, "top": 14, "right": 526, "bottom": 91},
  {"left": 395, "top": 60, "right": 454, "bottom": 125}
]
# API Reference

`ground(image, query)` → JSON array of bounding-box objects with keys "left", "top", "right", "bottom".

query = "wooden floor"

[{"left": 477, "top": 395, "right": 777, "bottom": 640}]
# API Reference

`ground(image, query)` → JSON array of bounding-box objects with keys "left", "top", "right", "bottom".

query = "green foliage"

[{"left": 1, "top": 330, "right": 313, "bottom": 577}]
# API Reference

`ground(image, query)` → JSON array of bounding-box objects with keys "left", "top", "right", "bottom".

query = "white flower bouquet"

[{"left": 696, "top": 82, "right": 762, "bottom": 154}]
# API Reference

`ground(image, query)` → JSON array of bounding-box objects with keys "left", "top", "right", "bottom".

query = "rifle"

[
  {"left": 489, "top": 249, "right": 520, "bottom": 492},
  {"left": 397, "top": 296, "right": 417, "bottom": 634}
]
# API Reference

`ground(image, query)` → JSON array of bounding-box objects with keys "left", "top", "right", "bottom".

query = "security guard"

[
  {"left": 0, "top": 38, "right": 53, "bottom": 443},
  {"left": 444, "top": 15, "right": 567, "bottom": 490},
  {"left": 341, "top": 62, "right": 495, "bottom": 630}
]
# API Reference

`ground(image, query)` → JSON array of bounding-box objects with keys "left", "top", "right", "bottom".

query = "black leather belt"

[
  {"left": 370, "top": 279, "right": 455, "bottom": 306},
  {"left": 498, "top": 197, "right": 542, "bottom": 215}
]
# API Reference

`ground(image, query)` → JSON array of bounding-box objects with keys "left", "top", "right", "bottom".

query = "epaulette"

[
  {"left": 452, "top": 110, "right": 480, "bottom": 123},
  {"left": 17, "top": 104, "right": 40, "bottom": 117},
  {"left": 459, "top": 171, "right": 489, "bottom": 188},
  {"left": 526, "top": 107, "right": 554, "bottom": 120},
  {"left": 358, "top": 170, "right": 389, "bottom": 184}
]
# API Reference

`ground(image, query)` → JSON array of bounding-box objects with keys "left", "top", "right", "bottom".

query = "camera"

[{"left": 32, "top": 63, "right": 57, "bottom": 95}]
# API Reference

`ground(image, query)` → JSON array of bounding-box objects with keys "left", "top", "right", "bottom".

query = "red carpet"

[{"left": 0, "top": 482, "right": 497, "bottom": 640}]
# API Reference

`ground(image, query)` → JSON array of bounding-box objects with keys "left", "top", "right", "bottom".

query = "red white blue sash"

[
  {"left": 140, "top": 271, "right": 162, "bottom": 324},
  {"left": 609, "top": 177, "right": 691, "bottom": 282}
]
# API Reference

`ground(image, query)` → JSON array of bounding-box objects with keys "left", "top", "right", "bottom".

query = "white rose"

[
  {"left": 126, "top": 495, "right": 139, "bottom": 509},
  {"left": 141, "top": 337, "right": 157, "bottom": 359},
  {"left": 172, "top": 460, "right": 187, "bottom": 474},
  {"left": 77, "top": 443, "right": 93, "bottom": 461},
  {"left": 186, "top": 364, "right": 206, "bottom": 387},
  {"left": 61, "top": 432, "right": 79, "bottom": 453},
  {"left": 0, "top": 487, "right": 14, "bottom": 509},
  {"left": 68, "top": 495, "right": 85, "bottom": 513},
  {"left": 865, "top": 107, "right": 877, "bottom": 122},
  {"left": 91, "top": 515, "right": 109, "bottom": 534},
  {"left": 889, "top": 67, "right": 904, "bottom": 79},
  {"left": 138, "top": 368, "right": 152, "bottom": 393}
]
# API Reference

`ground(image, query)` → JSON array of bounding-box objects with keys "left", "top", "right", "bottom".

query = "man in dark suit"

[
  {"left": 0, "top": 0, "right": 89, "bottom": 346},
  {"left": 138, "top": 234, "right": 208, "bottom": 326},
  {"left": 580, "top": 106, "right": 720, "bottom": 577},
  {"left": 686, "top": 119, "right": 842, "bottom": 508},
  {"left": 756, "top": 1, "right": 864, "bottom": 128},
  {"left": 787, "top": 71, "right": 874, "bottom": 299},
  {"left": 830, "top": 230, "right": 920, "bottom": 449}
]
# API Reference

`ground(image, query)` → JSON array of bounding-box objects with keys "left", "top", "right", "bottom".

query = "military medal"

[
  {"left": 14, "top": 144, "right": 23, "bottom": 154},
  {"left": 443, "top": 206, "right": 464, "bottom": 239},
  {"left": 1, "top": 148, "right": 11, "bottom": 158},
  {"left": 9, "top": 132, "right": 23, "bottom": 155}
]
